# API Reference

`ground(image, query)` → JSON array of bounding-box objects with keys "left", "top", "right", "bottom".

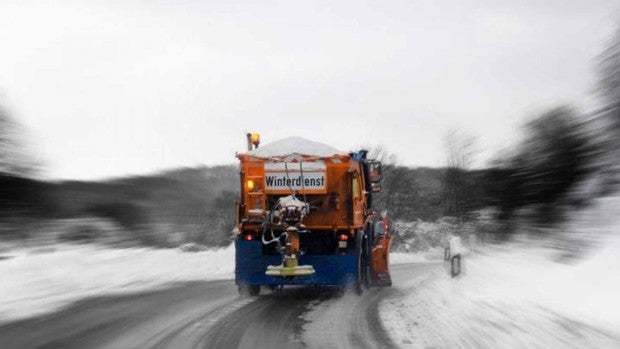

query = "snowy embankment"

[
  {"left": 381, "top": 197, "right": 620, "bottom": 348},
  {"left": 0, "top": 244, "right": 234, "bottom": 323},
  {"left": 382, "top": 244, "right": 620, "bottom": 348},
  {"left": 390, "top": 251, "right": 441, "bottom": 264}
]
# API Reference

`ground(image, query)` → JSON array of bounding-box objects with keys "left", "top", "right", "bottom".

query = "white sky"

[{"left": 0, "top": 0, "right": 618, "bottom": 180}]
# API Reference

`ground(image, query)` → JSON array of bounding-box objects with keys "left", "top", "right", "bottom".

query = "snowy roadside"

[
  {"left": 380, "top": 243, "right": 620, "bottom": 348},
  {"left": 0, "top": 242, "right": 432, "bottom": 325},
  {"left": 0, "top": 243, "right": 234, "bottom": 323},
  {"left": 390, "top": 250, "right": 443, "bottom": 264}
]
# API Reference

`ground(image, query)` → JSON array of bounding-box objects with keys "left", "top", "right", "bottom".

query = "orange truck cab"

[{"left": 235, "top": 135, "right": 392, "bottom": 296}]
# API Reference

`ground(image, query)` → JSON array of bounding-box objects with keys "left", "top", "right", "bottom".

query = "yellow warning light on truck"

[{"left": 250, "top": 133, "right": 260, "bottom": 147}]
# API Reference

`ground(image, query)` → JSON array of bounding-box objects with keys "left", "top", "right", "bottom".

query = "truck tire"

[
  {"left": 363, "top": 233, "right": 372, "bottom": 288},
  {"left": 238, "top": 284, "right": 260, "bottom": 297},
  {"left": 364, "top": 265, "right": 372, "bottom": 288}
]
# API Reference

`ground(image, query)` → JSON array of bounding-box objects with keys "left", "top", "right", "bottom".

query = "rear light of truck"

[
  {"left": 244, "top": 234, "right": 253, "bottom": 241},
  {"left": 246, "top": 177, "right": 263, "bottom": 193},
  {"left": 338, "top": 233, "right": 348, "bottom": 249}
]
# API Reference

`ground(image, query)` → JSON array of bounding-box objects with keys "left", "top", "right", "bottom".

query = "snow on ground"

[
  {"left": 0, "top": 243, "right": 234, "bottom": 323},
  {"left": 381, "top": 244, "right": 620, "bottom": 348},
  {"left": 390, "top": 249, "right": 443, "bottom": 264},
  {"left": 381, "top": 192, "right": 620, "bottom": 349},
  {"left": 380, "top": 197, "right": 620, "bottom": 348}
]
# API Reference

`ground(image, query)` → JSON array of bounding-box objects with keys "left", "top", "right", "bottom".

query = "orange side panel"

[{"left": 371, "top": 235, "right": 392, "bottom": 285}]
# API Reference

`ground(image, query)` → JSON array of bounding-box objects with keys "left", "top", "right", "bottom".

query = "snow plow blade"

[{"left": 265, "top": 264, "right": 315, "bottom": 277}]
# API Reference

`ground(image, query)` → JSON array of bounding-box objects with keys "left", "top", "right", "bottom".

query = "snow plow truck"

[{"left": 235, "top": 133, "right": 392, "bottom": 296}]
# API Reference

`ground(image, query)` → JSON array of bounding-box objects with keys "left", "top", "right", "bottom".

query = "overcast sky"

[{"left": 1, "top": 0, "right": 618, "bottom": 180}]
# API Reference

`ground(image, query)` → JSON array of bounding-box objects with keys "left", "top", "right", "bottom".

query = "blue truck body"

[{"left": 235, "top": 239, "right": 358, "bottom": 286}]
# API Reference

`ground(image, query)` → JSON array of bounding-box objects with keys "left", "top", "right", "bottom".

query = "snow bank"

[
  {"left": 391, "top": 218, "right": 484, "bottom": 253},
  {"left": 382, "top": 194, "right": 620, "bottom": 347},
  {"left": 390, "top": 250, "right": 443, "bottom": 264},
  {"left": 382, "top": 244, "right": 620, "bottom": 348},
  {"left": 248, "top": 137, "right": 343, "bottom": 158},
  {"left": 0, "top": 244, "right": 235, "bottom": 323}
]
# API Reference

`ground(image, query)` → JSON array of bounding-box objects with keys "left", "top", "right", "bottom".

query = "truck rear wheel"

[
  {"left": 363, "top": 233, "right": 372, "bottom": 288},
  {"left": 364, "top": 265, "right": 372, "bottom": 288},
  {"left": 238, "top": 284, "right": 260, "bottom": 297}
]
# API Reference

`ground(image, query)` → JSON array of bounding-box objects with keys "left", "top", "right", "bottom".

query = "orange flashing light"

[{"left": 250, "top": 133, "right": 260, "bottom": 147}]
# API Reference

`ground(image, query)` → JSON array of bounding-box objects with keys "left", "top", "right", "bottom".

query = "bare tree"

[
  {"left": 358, "top": 144, "right": 415, "bottom": 218},
  {"left": 364, "top": 144, "right": 398, "bottom": 166},
  {"left": 0, "top": 105, "right": 38, "bottom": 177},
  {"left": 598, "top": 21, "right": 620, "bottom": 168},
  {"left": 442, "top": 129, "right": 478, "bottom": 221},
  {"left": 599, "top": 23, "right": 620, "bottom": 112}
]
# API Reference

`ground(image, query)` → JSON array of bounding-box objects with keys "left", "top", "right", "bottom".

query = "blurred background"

[{"left": 0, "top": 0, "right": 618, "bottom": 257}]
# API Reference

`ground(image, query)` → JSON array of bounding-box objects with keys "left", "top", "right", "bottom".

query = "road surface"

[{"left": 0, "top": 263, "right": 440, "bottom": 348}]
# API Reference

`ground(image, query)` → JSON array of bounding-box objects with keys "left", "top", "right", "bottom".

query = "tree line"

[{"left": 2, "top": 21, "right": 620, "bottom": 244}]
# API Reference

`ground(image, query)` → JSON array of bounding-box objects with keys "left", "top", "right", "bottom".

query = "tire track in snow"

[
  {"left": 149, "top": 297, "right": 255, "bottom": 349},
  {"left": 201, "top": 287, "right": 330, "bottom": 349},
  {"left": 303, "top": 263, "right": 439, "bottom": 348}
]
